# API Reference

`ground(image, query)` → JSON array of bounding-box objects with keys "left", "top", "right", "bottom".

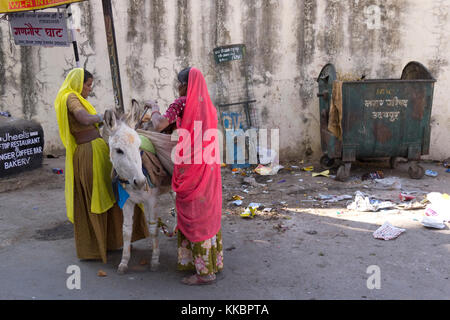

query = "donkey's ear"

[
  {"left": 104, "top": 109, "right": 117, "bottom": 130},
  {"left": 130, "top": 99, "right": 141, "bottom": 124}
]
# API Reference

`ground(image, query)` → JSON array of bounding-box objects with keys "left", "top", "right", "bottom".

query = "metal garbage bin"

[{"left": 317, "top": 61, "right": 436, "bottom": 181}]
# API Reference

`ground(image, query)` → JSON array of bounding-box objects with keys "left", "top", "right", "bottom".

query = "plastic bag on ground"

[
  {"left": 424, "top": 192, "right": 450, "bottom": 222},
  {"left": 347, "top": 191, "right": 396, "bottom": 212},
  {"left": 421, "top": 216, "right": 446, "bottom": 229},
  {"left": 254, "top": 164, "right": 284, "bottom": 175},
  {"left": 373, "top": 177, "right": 402, "bottom": 190}
]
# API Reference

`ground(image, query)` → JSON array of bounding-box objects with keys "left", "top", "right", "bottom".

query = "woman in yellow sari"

[{"left": 54, "top": 68, "right": 148, "bottom": 263}]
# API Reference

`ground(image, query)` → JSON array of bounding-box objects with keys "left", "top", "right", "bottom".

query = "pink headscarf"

[{"left": 172, "top": 68, "right": 222, "bottom": 242}]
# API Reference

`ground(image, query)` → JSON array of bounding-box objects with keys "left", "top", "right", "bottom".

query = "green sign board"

[{"left": 213, "top": 44, "right": 245, "bottom": 64}]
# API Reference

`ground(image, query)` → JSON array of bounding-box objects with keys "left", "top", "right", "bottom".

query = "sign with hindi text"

[
  {"left": 9, "top": 11, "right": 70, "bottom": 47},
  {"left": 213, "top": 44, "right": 245, "bottom": 64}
]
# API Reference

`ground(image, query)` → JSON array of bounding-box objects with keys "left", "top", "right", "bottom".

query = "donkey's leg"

[
  {"left": 117, "top": 200, "right": 134, "bottom": 274},
  {"left": 145, "top": 193, "right": 160, "bottom": 271}
]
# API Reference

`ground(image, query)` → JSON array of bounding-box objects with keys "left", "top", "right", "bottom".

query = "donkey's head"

[{"left": 104, "top": 109, "right": 147, "bottom": 190}]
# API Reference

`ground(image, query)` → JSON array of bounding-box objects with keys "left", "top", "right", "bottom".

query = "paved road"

[{"left": 1, "top": 157, "right": 450, "bottom": 301}]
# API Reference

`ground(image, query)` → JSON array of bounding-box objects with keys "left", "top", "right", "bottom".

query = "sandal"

[{"left": 181, "top": 274, "right": 216, "bottom": 286}]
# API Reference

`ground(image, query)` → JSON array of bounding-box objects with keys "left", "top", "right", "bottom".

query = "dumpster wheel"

[
  {"left": 320, "top": 155, "right": 336, "bottom": 168},
  {"left": 408, "top": 163, "right": 425, "bottom": 179}
]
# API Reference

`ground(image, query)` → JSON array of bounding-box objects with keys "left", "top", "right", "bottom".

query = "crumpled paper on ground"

[{"left": 373, "top": 222, "right": 406, "bottom": 240}]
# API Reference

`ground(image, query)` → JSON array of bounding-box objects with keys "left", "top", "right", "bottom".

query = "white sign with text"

[{"left": 9, "top": 11, "right": 70, "bottom": 47}]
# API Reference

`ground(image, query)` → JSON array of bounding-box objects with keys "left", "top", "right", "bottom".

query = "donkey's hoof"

[
  {"left": 117, "top": 263, "right": 128, "bottom": 274},
  {"left": 150, "top": 262, "right": 160, "bottom": 272}
]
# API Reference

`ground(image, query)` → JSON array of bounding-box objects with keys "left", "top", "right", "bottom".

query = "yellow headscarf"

[{"left": 54, "top": 68, "right": 115, "bottom": 222}]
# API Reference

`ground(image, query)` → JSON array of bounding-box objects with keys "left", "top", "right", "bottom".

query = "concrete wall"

[{"left": 0, "top": 0, "right": 449, "bottom": 160}]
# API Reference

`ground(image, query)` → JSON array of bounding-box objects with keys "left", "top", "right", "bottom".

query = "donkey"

[{"left": 103, "top": 103, "right": 172, "bottom": 274}]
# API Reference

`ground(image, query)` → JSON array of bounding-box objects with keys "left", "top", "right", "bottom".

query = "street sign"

[
  {"left": 213, "top": 44, "right": 245, "bottom": 64},
  {"left": 9, "top": 11, "right": 70, "bottom": 47}
]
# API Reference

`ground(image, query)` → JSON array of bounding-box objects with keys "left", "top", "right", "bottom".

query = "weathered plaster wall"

[{"left": 0, "top": 0, "right": 449, "bottom": 160}]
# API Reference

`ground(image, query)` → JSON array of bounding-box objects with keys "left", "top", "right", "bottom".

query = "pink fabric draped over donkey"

[{"left": 172, "top": 68, "right": 222, "bottom": 243}]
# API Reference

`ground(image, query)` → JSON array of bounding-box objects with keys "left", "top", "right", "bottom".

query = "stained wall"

[{"left": 0, "top": 0, "right": 449, "bottom": 160}]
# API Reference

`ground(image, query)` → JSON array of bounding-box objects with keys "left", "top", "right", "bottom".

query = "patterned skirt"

[{"left": 177, "top": 229, "right": 224, "bottom": 275}]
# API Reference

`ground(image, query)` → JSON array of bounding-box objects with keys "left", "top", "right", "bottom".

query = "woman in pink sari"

[{"left": 144, "top": 67, "right": 223, "bottom": 285}]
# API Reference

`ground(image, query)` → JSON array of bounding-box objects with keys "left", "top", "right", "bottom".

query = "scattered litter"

[
  {"left": 248, "top": 202, "right": 262, "bottom": 208},
  {"left": 266, "top": 179, "right": 273, "bottom": 182},
  {"left": 242, "top": 189, "right": 249, "bottom": 194},
  {"left": 399, "top": 193, "right": 416, "bottom": 201},
  {"left": 446, "top": 168, "right": 450, "bottom": 173},
  {"left": 254, "top": 164, "right": 284, "bottom": 175},
  {"left": 262, "top": 208, "right": 272, "bottom": 212},
  {"left": 273, "top": 223, "right": 288, "bottom": 233},
  {"left": 232, "top": 200, "right": 243, "bottom": 206},
  {"left": 221, "top": 163, "right": 227, "bottom": 167},
  {"left": 278, "top": 179, "right": 286, "bottom": 183},
  {"left": 232, "top": 195, "right": 244, "bottom": 200},
  {"left": 312, "top": 170, "right": 330, "bottom": 177},
  {"left": 52, "top": 168, "right": 63, "bottom": 174},
  {"left": 373, "top": 222, "right": 405, "bottom": 240},
  {"left": 317, "top": 194, "right": 353, "bottom": 203},
  {"left": 243, "top": 176, "right": 266, "bottom": 187},
  {"left": 240, "top": 203, "right": 262, "bottom": 218},
  {"left": 298, "top": 178, "right": 303, "bottom": 182},
  {"left": 421, "top": 216, "right": 446, "bottom": 229},
  {"left": 424, "top": 192, "right": 450, "bottom": 222},
  {"left": 347, "top": 191, "right": 396, "bottom": 212},
  {"left": 97, "top": 270, "right": 107, "bottom": 277},
  {"left": 305, "top": 230, "right": 317, "bottom": 235},
  {"left": 444, "top": 160, "right": 450, "bottom": 168},
  {"left": 362, "top": 171, "right": 384, "bottom": 181},
  {"left": 373, "top": 177, "right": 402, "bottom": 190},
  {"left": 291, "top": 165, "right": 299, "bottom": 169},
  {"left": 396, "top": 201, "right": 426, "bottom": 210},
  {"left": 302, "top": 166, "right": 314, "bottom": 172},
  {"left": 425, "top": 169, "right": 438, "bottom": 177}
]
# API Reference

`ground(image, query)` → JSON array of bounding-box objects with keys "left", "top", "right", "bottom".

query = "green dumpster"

[{"left": 317, "top": 61, "right": 436, "bottom": 181}]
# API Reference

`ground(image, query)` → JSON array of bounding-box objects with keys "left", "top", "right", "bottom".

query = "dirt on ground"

[{"left": 0, "top": 155, "right": 449, "bottom": 299}]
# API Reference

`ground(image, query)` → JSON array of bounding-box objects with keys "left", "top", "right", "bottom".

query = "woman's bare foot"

[{"left": 181, "top": 273, "right": 216, "bottom": 285}]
